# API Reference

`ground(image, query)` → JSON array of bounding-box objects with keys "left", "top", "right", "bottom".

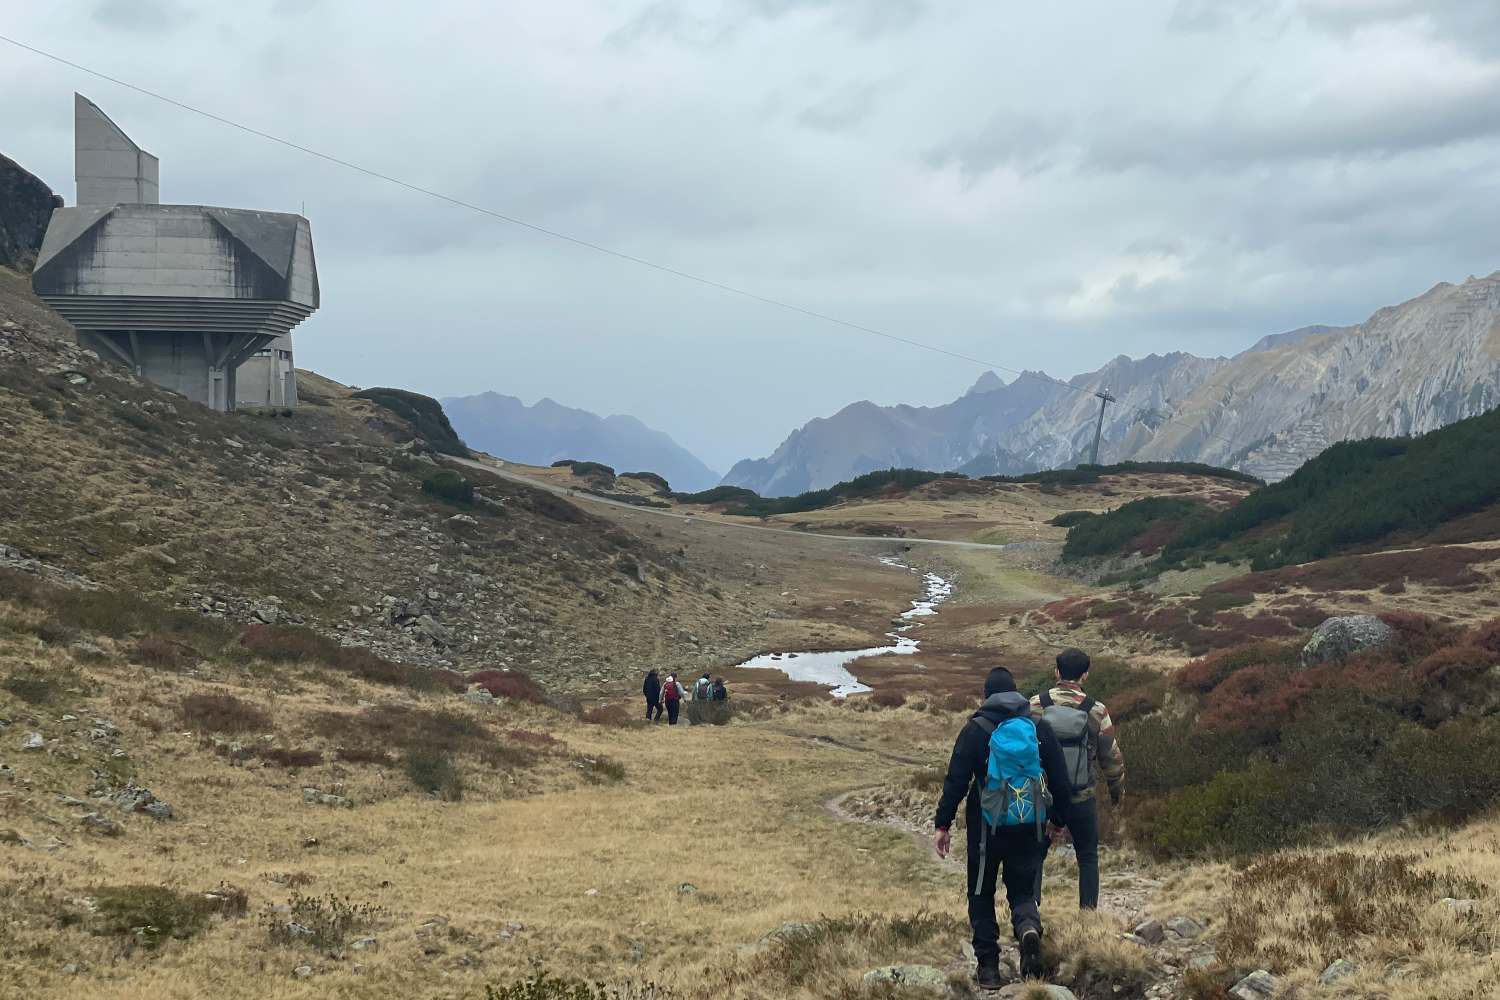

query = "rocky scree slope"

[
  {"left": 0, "top": 272, "right": 773, "bottom": 690},
  {"left": 728, "top": 272, "right": 1500, "bottom": 493}
]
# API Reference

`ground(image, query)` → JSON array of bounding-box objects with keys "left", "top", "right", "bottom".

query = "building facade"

[{"left": 32, "top": 95, "right": 317, "bottom": 411}]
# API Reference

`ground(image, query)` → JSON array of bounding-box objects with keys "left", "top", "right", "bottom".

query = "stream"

[{"left": 736, "top": 556, "right": 953, "bottom": 697}]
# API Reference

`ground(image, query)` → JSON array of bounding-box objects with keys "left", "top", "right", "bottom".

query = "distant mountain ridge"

[
  {"left": 442, "top": 392, "right": 721, "bottom": 492},
  {"left": 723, "top": 272, "right": 1500, "bottom": 494}
]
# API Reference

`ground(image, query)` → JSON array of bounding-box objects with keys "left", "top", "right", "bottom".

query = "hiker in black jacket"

[
  {"left": 934, "top": 667, "right": 1072, "bottom": 987},
  {"left": 643, "top": 669, "right": 662, "bottom": 723}
]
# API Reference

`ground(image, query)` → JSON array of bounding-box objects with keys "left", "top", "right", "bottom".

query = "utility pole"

[{"left": 1089, "top": 390, "right": 1115, "bottom": 466}]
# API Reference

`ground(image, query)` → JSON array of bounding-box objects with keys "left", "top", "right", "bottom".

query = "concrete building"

[{"left": 32, "top": 95, "right": 317, "bottom": 411}]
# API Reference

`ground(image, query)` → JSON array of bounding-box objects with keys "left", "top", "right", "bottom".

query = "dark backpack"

[{"left": 1039, "top": 690, "right": 1095, "bottom": 795}]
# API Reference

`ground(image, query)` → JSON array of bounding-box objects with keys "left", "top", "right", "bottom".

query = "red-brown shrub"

[
  {"left": 130, "top": 637, "right": 193, "bottom": 670},
  {"left": 1108, "top": 685, "right": 1164, "bottom": 723},
  {"left": 579, "top": 704, "right": 636, "bottom": 727},
  {"left": 870, "top": 689, "right": 907, "bottom": 709},
  {"left": 180, "top": 691, "right": 273, "bottom": 734},
  {"left": 1197, "top": 666, "right": 1293, "bottom": 737},
  {"left": 507, "top": 729, "right": 559, "bottom": 747},
  {"left": 1473, "top": 618, "right": 1500, "bottom": 657},
  {"left": 1379, "top": 611, "right": 1458, "bottom": 662},
  {"left": 467, "top": 669, "right": 547, "bottom": 704}
]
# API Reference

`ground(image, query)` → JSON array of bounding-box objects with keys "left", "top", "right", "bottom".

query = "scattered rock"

[
  {"left": 21, "top": 732, "right": 45, "bottom": 751},
  {"left": 464, "top": 687, "right": 496, "bottom": 706},
  {"left": 351, "top": 936, "right": 379, "bottom": 951},
  {"left": 447, "top": 514, "right": 478, "bottom": 529},
  {"left": 862, "top": 964, "right": 949, "bottom": 993},
  {"left": 1301, "top": 615, "right": 1395, "bottom": 667},
  {"left": 583, "top": 888, "right": 599, "bottom": 897},
  {"left": 292, "top": 964, "right": 314, "bottom": 979},
  {"left": 677, "top": 883, "right": 698, "bottom": 895},
  {"left": 302, "top": 787, "right": 352, "bottom": 808},
  {"left": 0, "top": 828, "right": 27, "bottom": 846},
  {"left": 1229, "top": 970, "right": 1277, "bottom": 999},
  {"left": 1441, "top": 897, "right": 1478, "bottom": 917},
  {"left": 1133, "top": 917, "right": 1165, "bottom": 944},
  {"left": 112, "top": 784, "right": 173, "bottom": 819},
  {"left": 254, "top": 606, "right": 280, "bottom": 624},
  {"left": 997, "top": 984, "right": 1076, "bottom": 999},
  {"left": 1166, "top": 915, "right": 1205, "bottom": 939},
  {"left": 79, "top": 812, "right": 124, "bottom": 836},
  {"left": 1320, "top": 959, "right": 1359, "bottom": 984}
]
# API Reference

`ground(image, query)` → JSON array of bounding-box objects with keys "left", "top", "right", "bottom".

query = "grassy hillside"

[{"left": 1062, "top": 407, "right": 1500, "bottom": 571}]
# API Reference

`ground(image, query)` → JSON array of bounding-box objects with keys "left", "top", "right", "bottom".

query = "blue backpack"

[
  {"left": 970, "top": 714, "right": 1050, "bottom": 892},
  {"left": 976, "top": 715, "right": 1048, "bottom": 830}
]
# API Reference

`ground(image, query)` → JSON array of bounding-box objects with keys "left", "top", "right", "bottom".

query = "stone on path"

[
  {"left": 1166, "top": 915, "right": 1205, "bottom": 939},
  {"left": 862, "top": 965, "right": 949, "bottom": 994},
  {"left": 996, "top": 984, "right": 1076, "bottom": 1000},
  {"left": 1133, "top": 918, "right": 1165, "bottom": 944}
]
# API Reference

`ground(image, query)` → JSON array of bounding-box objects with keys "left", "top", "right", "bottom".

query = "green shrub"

[
  {"left": 92, "top": 884, "right": 242, "bottom": 947},
  {"left": 485, "top": 973, "right": 675, "bottom": 1000},
  {"left": 404, "top": 749, "right": 464, "bottom": 800},
  {"left": 1062, "top": 497, "right": 1214, "bottom": 561},
  {"left": 1049, "top": 510, "right": 1097, "bottom": 527},
  {"left": 1141, "top": 762, "right": 1300, "bottom": 856},
  {"left": 421, "top": 469, "right": 475, "bottom": 505},
  {"left": 266, "top": 893, "right": 383, "bottom": 950},
  {"left": 2, "top": 666, "right": 82, "bottom": 705}
]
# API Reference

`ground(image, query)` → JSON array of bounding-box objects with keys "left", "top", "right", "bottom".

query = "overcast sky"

[{"left": 6, "top": 1, "right": 1500, "bottom": 472}]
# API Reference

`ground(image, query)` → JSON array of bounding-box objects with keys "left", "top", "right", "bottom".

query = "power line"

[{"left": 0, "top": 32, "right": 1249, "bottom": 460}]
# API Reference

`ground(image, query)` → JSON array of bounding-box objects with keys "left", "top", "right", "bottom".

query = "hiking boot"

[
  {"left": 1018, "top": 927, "right": 1044, "bottom": 979},
  {"left": 975, "top": 955, "right": 1003, "bottom": 990}
]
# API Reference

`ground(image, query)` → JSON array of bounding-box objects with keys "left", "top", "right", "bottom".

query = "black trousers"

[
  {"left": 1037, "top": 797, "right": 1099, "bottom": 909},
  {"left": 645, "top": 696, "right": 662, "bottom": 721},
  {"left": 966, "top": 822, "right": 1044, "bottom": 964},
  {"left": 665, "top": 700, "right": 680, "bottom": 725}
]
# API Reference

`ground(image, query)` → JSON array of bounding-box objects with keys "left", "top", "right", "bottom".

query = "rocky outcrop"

[
  {"left": 0, "top": 154, "right": 62, "bottom": 273},
  {"left": 1301, "top": 615, "right": 1396, "bottom": 667}
]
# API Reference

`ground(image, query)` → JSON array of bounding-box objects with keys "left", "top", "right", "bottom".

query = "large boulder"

[
  {"left": 0, "top": 154, "right": 62, "bottom": 273},
  {"left": 1301, "top": 615, "right": 1395, "bottom": 667},
  {"left": 862, "top": 965, "right": 950, "bottom": 994}
]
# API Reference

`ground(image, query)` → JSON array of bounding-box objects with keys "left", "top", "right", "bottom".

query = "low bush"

[
  {"left": 180, "top": 692, "right": 273, "bottom": 734},
  {"left": 0, "top": 568, "right": 229, "bottom": 648},
  {"left": 467, "top": 669, "right": 547, "bottom": 704},
  {"left": 2, "top": 666, "right": 82, "bottom": 705},
  {"left": 421, "top": 469, "right": 475, "bottom": 505},
  {"left": 579, "top": 704, "right": 636, "bottom": 727},
  {"left": 92, "top": 884, "right": 243, "bottom": 947},
  {"left": 130, "top": 637, "right": 194, "bottom": 670},
  {"left": 265, "top": 893, "right": 384, "bottom": 950},
  {"left": 576, "top": 756, "right": 626, "bottom": 784},
  {"left": 1062, "top": 497, "right": 1214, "bottom": 561},
  {"left": 404, "top": 749, "right": 463, "bottom": 800},
  {"left": 335, "top": 745, "right": 396, "bottom": 767},
  {"left": 314, "top": 704, "right": 534, "bottom": 771},
  {"left": 1049, "top": 510, "right": 1097, "bottom": 528},
  {"left": 485, "top": 972, "right": 674, "bottom": 1000},
  {"left": 869, "top": 689, "right": 907, "bottom": 709},
  {"left": 257, "top": 747, "right": 324, "bottom": 769}
]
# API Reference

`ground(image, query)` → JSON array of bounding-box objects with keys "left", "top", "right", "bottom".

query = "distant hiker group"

[
  {"left": 933, "top": 647, "right": 1126, "bottom": 988},
  {"left": 642, "top": 669, "right": 728, "bottom": 725}
]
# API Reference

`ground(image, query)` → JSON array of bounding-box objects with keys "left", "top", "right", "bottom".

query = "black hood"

[{"left": 974, "top": 691, "right": 1030, "bottom": 724}]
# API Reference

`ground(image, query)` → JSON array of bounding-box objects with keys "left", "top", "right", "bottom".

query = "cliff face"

[
  {"left": 725, "top": 271, "right": 1500, "bottom": 491},
  {"left": 0, "top": 154, "right": 63, "bottom": 273}
]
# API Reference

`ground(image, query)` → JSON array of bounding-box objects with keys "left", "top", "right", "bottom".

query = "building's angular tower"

[{"left": 32, "top": 95, "right": 317, "bottom": 411}]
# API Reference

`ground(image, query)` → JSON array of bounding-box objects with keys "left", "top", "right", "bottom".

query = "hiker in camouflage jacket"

[{"left": 1028, "top": 647, "right": 1124, "bottom": 909}]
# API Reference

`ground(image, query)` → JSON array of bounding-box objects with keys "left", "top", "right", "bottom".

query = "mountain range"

[
  {"left": 723, "top": 272, "right": 1500, "bottom": 494},
  {"left": 441, "top": 391, "right": 721, "bottom": 492}
]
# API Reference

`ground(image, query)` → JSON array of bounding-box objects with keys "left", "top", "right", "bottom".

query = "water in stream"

[{"left": 737, "top": 556, "right": 953, "bottom": 697}]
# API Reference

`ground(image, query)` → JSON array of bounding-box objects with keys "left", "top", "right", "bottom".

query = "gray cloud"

[{"left": 6, "top": 0, "right": 1500, "bottom": 471}]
